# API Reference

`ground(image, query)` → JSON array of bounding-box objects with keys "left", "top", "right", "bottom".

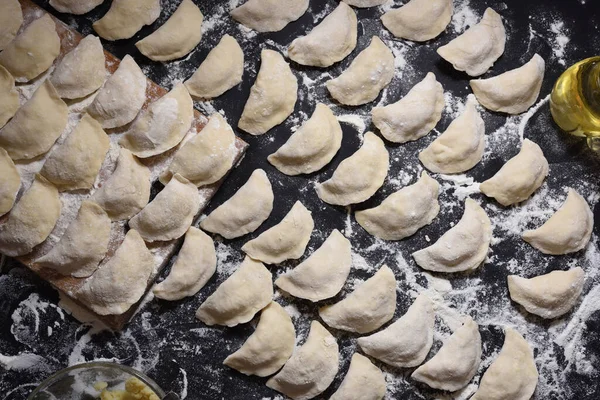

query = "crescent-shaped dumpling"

[
  {"left": 231, "top": 0, "right": 309, "bottom": 33},
  {"left": 0, "top": 147, "right": 20, "bottom": 217},
  {"left": 343, "top": 0, "right": 387, "bottom": 7},
  {"left": 0, "top": 65, "right": 19, "bottom": 129},
  {"left": 0, "top": 0, "right": 23, "bottom": 51},
  {"left": 93, "top": 0, "right": 161, "bottom": 41},
  {"left": 195, "top": 257, "right": 273, "bottom": 327},
  {"left": 49, "top": 0, "right": 104, "bottom": 15},
  {"left": 381, "top": 0, "right": 453, "bottom": 42},
  {"left": 413, "top": 198, "right": 492, "bottom": 273},
  {"left": 330, "top": 353, "right": 386, "bottom": 400}
]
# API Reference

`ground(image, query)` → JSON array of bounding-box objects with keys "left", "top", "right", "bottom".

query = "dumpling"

[
  {"left": 0, "top": 0, "right": 23, "bottom": 50},
  {"left": 224, "top": 301, "right": 295, "bottom": 377},
  {"left": 120, "top": 83, "right": 194, "bottom": 158},
  {"left": 35, "top": 200, "right": 111, "bottom": 278},
  {"left": 0, "top": 147, "right": 20, "bottom": 217},
  {"left": 87, "top": 55, "right": 147, "bottom": 129},
  {"left": 437, "top": 8, "right": 506, "bottom": 76},
  {"left": 200, "top": 169, "right": 274, "bottom": 239},
  {"left": 0, "top": 65, "right": 19, "bottom": 129},
  {"left": 231, "top": 0, "right": 309, "bottom": 32},
  {"left": 153, "top": 227, "right": 217, "bottom": 301},
  {"left": 330, "top": 353, "right": 386, "bottom": 400},
  {"left": 129, "top": 174, "right": 199, "bottom": 242},
  {"left": 238, "top": 49, "right": 297, "bottom": 135},
  {"left": 266, "top": 321, "right": 339, "bottom": 400},
  {"left": 0, "top": 175, "right": 61, "bottom": 257},
  {"left": 316, "top": 132, "right": 389, "bottom": 206},
  {"left": 319, "top": 265, "right": 397, "bottom": 334},
  {"left": 241, "top": 200, "right": 314, "bottom": 264},
  {"left": 507, "top": 267, "right": 585, "bottom": 319},
  {"left": 419, "top": 95, "right": 485, "bottom": 174},
  {"left": 355, "top": 172, "right": 440, "bottom": 241},
  {"left": 195, "top": 257, "right": 273, "bottom": 327},
  {"left": 93, "top": 0, "right": 161, "bottom": 41},
  {"left": 268, "top": 103, "right": 343, "bottom": 175},
  {"left": 184, "top": 34, "right": 244, "bottom": 99},
  {"left": 357, "top": 294, "right": 435, "bottom": 368},
  {"left": 288, "top": 3, "right": 357, "bottom": 67},
  {"left": 479, "top": 139, "right": 549, "bottom": 206},
  {"left": 411, "top": 317, "right": 482, "bottom": 391},
  {"left": 413, "top": 198, "right": 492, "bottom": 273},
  {"left": 343, "top": 0, "right": 387, "bottom": 7},
  {"left": 49, "top": 0, "right": 104, "bottom": 15},
  {"left": 471, "top": 328, "right": 538, "bottom": 400},
  {"left": 381, "top": 0, "right": 453, "bottom": 42},
  {"left": 326, "top": 36, "right": 395, "bottom": 106},
  {"left": 522, "top": 189, "right": 593, "bottom": 255},
  {"left": 275, "top": 229, "right": 352, "bottom": 302}
]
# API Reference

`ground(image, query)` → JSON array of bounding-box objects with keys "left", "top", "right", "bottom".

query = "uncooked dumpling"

[
  {"left": 381, "top": 0, "right": 453, "bottom": 42},
  {"left": 288, "top": 2, "right": 357, "bottom": 67},
  {"left": 343, "top": 0, "right": 387, "bottom": 7},
  {"left": 238, "top": 49, "right": 297, "bottom": 135},
  {"left": 49, "top": 0, "right": 104, "bottom": 15},
  {"left": 330, "top": 353, "right": 386, "bottom": 400},
  {"left": 0, "top": 0, "right": 23, "bottom": 50},
  {"left": 231, "top": 0, "right": 309, "bottom": 32},
  {"left": 316, "top": 131, "right": 389, "bottom": 206},
  {"left": 275, "top": 229, "right": 352, "bottom": 302},
  {"left": 326, "top": 36, "right": 395, "bottom": 106},
  {"left": 200, "top": 169, "right": 273, "bottom": 239},
  {"left": 413, "top": 198, "right": 492, "bottom": 273},
  {"left": 93, "top": 0, "right": 161, "bottom": 41},
  {"left": 319, "top": 265, "right": 397, "bottom": 334},
  {"left": 268, "top": 103, "right": 343, "bottom": 175},
  {"left": 0, "top": 65, "right": 19, "bottom": 128},
  {"left": 356, "top": 172, "right": 440, "bottom": 240},
  {"left": 0, "top": 147, "right": 20, "bottom": 217}
]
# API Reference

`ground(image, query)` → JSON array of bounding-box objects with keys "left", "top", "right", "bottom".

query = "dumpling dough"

[
  {"left": 153, "top": 227, "right": 216, "bottom": 301},
  {"left": 224, "top": 301, "right": 295, "bottom": 377},
  {"left": 326, "top": 36, "right": 395, "bottom": 106},
  {"left": 49, "top": 0, "right": 104, "bottom": 15},
  {"left": 120, "top": 83, "right": 194, "bottom": 158},
  {"left": 200, "top": 169, "right": 274, "bottom": 239},
  {"left": 522, "top": 189, "right": 593, "bottom": 255},
  {"left": 0, "top": 80, "right": 68, "bottom": 160},
  {"left": 411, "top": 317, "right": 482, "bottom": 391},
  {"left": 231, "top": 0, "right": 309, "bottom": 32},
  {"left": 266, "top": 321, "right": 339, "bottom": 400},
  {"left": 93, "top": 0, "right": 161, "bottom": 41},
  {"left": 419, "top": 95, "right": 485, "bottom": 174},
  {"left": 381, "top": 0, "right": 453, "bottom": 42},
  {"left": 437, "top": 8, "right": 506, "bottom": 76},
  {"left": 275, "top": 229, "right": 352, "bottom": 302},
  {"left": 358, "top": 294, "right": 435, "bottom": 368},
  {"left": 184, "top": 34, "right": 244, "bottom": 99},
  {"left": 356, "top": 172, "right": 440, "bottom": 240},
  {"left": 288, "top": 3, "right": 357, "bottom": 67},
  {"left": 0, "top": 0, "right": 23, "bottom": 50},
  {"left": 330, "top": 353, "right": 386, "bottom": 400},
  {"left": 343, "top": 0, "right": 387, "bottom": 7},
  {"left": 471, "top": 328, "right": 538, "bottom": 400},
  {"left": 268, "top": 103, "right": 342, "bottom": 175},
  {"left": 35, "top": 201, "right": 111, "bottom": 278},
  {"left": 470, "top": 54, "right": 546, "bottom": 114},
  {"left": 0, "top": 175, "right": 61, "bottom": 257},
  {"left": 241, "top": 200, "right": 314, "bottom": 264},
  {"left": 238, "top": 49, "right": 297, "bottom": 135},
  {"left": 0, "top": 65, "right": 19, "bottom": 129},
  {"left": 0, "top": 147, "right": 20, "bottom": 216},
  {"left": 319, "top": 265, "right": 397, "bottom": 334},
  {"left": 316, "top": 132, "right": 389, "bottom": 206},
  {"left": 479, "top": 139, "right": 549, "bottom": 206},
  {"left": 129, "top": 174, "right": 199, "bottom": 242},
  {"left": 195, "top": 257, "right": 273, "bottom": 327},
  {"left": 413, "top": 198, "right": 492, "bottom": 273}
]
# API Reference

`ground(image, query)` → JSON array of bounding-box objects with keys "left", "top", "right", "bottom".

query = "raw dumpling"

[
  {"left": 238, "top": 49, "right": 297, "bottom": 135},
  {"left": 35, "top": 200, "right": 111, "bottom": 278},
  {"left": 343, "top": 0, "right": 387, "bottom": 7},
  {"left": 437, "top": 8, "right": 506, "bottom": 76},
  {"left": 479, "top": 139, "right": 549, "bottom": 206},
  {"left": 153, "top": 227, "right": 217, "bottom": 301},
  {"left": 0, "top": 147, "right": 20, "bottom": 216},
  {"left": 357, "top": 294, "right": 435, "bottom": 368},
  {"left": 275, "top": 229, "right": 352, "bottom": 302},
  {"left": 49, "top": 0, "right": 104, "bottom": 15},
  {"left": 0, "top": 65, "right": 19, "bottom": 128},
  {"left": 0, "top": 80, "right": 68, "bottom": 160},
  {"left": 241, "top": 200, "right": 314, "bottom": 264},
  {"left": 288, "top": 3, "right": 357, "bottom": 67},
  {"left": 413, "top": 198, "right": 492, "bottom": 273},
  {"left": 522, "top": 189, "right": 593, "bottom": 255},
  {"left": 224, "top": 301, "right": 295, "bottom": 377},
  {"left": 326, "top": 36, "right": 395, "bottom": 106},
  {"left": 330, "top": 353, "right": 386, "bottom": 400},
  {"left": 381, "top": 0, "right": 453, "bottom": 42},
  {"left": 419, "top": 95, "right": 485, "bottom": 174},
  {"left": 93, "top": 0, "right": 161, "bottom": 41},
  {"left": 266, "top": 321, "right": 339, "bottom": 400},
  {"left": 319, "top": 265, "right": 397, "bottom": 334},
  {"left": 0, "top": 0, "right": 23, "bottom": 50},
  {"left": 316, "top": 132, "right": 389, "bottom": 206},
  {"left": 129, "top": 174, "right": 199, "bottom": 242},
  {"left": 0, "top": 175, "right": 61, "bottom": 257},
  {"left": 195, "top": 257, "right": 273, "bottom": 327},
  {"left": 120, "top": 83, "right": 194, "bottom": 158},
  {"left": 507, "top": 267, "right": 585, "bottom": 319},
  {"left": 268, "top": 103, "right": 343, "bottom": 175},
  {"left": 184, "top": 34, "right": 244, "bottom": 99},
  {"left": 231, "top": 0, "right": 309, "bottom": 32},
  {"left": 470, "top": 54, "right": 546, "bottom": 114},
  {"left": 200, "top": 169, "right": 273, "bottom": 239},
  {"left": 356, "top": 172, "right": 440, "bottom": 240}
]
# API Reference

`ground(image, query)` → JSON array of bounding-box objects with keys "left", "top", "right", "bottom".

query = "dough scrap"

[
  {"left": 231, "top": 0, "right": 309, "bottom": 32},
  {"left": 381, "top": 0, "right": 453, "bottom": 42},
  {"left": 0, "top": 0, "right": 23, "bottom": 51},
  {"left": 49, "top": 0, "right": 104, "bottom": 15},
  {"left": 343, "top": 0, "right": 387, "bottom": 7},
  {"left": 0, "top": 65, "right": 19, "bottom": 129},
  {"left": 330, "top": 353, "right": 386, "bottom": 400},
  {"left": 0, "top": 147, "right": 20, "bottom": 217},
  {"left": 93, "top": 0, "right": 161, "bottom": 41}
]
